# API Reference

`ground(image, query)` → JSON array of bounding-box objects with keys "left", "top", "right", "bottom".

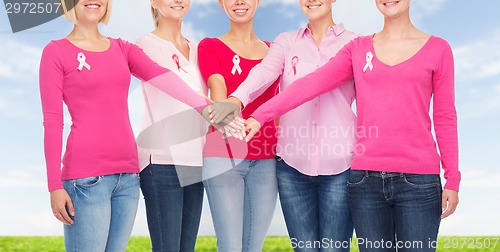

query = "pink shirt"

[
  {"left": 136, "top": 33, "right": 208, "bottom": 170},
  {"left": 232, "top": 24, "right": 358, "bottom": 176},
  {"left": 251, "top": 35, "right": 461, "bottom": 191},
  {"left": 39, "top": 38, "right": 210, "bottom": 191}
]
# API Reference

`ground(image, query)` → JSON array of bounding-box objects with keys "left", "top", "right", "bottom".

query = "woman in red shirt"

[{"left": 197, "top": 0, "right": 279, "bottom": 250}]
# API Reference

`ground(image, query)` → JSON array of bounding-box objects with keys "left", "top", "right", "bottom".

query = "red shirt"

[{"left": 198, "top": 38, "right": 278, "bottom": 160}]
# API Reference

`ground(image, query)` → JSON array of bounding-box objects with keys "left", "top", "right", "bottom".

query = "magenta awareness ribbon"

[{"left": 172, "top": 54, "right": 187, "bottom": 73}]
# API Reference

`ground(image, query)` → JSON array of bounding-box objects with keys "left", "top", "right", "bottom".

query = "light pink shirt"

[
  {"left": 251, "top": 35, "right": 460, "bottom": 191},
  {"left": 231, "top": 24, "right": 359, "bottom": 176},
  {"left": 136, "top": 33, "right": 208, "bottom": 170}
]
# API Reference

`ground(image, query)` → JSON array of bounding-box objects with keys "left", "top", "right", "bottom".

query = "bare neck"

[
  {"left": 153, "top": 19, "right": 186, "bottom": 45},
  {"left": 223, "top": 20, "right": 259, "bottom": 43},
  {"left": 307, "top": 17, "right": 336, "bottom": 45},
  {"left": 67, "top": 23, "right": 104, "bottom": 41},
  {"left": 378, "top": 14, "right": 421, "bottom": 40}
]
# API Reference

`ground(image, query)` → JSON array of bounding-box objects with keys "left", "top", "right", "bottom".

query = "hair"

[
  {"left": 151, "top": 6, "right": 160, "bottom": 27},
  {"left": 60, "top": 0, "right": 112, "bottom": 25}
]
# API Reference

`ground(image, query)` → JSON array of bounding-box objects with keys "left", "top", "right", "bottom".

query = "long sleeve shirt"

[
  {"left": 251, "top": 35, "right": 461, "bottom": 191},
  {"left": 39, "top": 37, "right": 210, "bottom": 191},
  {"left": 231, "top": 24, "right": 358, "bottom": 176},
  {"left": 136, "top": 33, "right": 208, "bottom": 170}
]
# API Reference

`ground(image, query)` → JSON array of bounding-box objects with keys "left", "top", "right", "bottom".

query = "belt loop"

[{"left": 364, "top": 170, "right": 369, "bottom": 177}]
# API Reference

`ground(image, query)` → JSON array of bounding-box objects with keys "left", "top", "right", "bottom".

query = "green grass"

[{"left": 0, "top": 236, "right": 499, "bottom": 251}]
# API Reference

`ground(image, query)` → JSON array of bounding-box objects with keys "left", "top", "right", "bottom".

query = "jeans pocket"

[
  {"left": 347, "top": 170, "right": 366, "bottom": 186},
  {"left": 74, "top": 176, "right": 103, "bottom": 187},
  {"left": 403, "top": 174, "right": 440, "bottom": 188}
]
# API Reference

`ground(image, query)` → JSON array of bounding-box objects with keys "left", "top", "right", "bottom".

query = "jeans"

[
  {"left": 276, "top": 158, "right": 353, "bottom": 252},
  {"left": 348, "top": 170, "right": 442, "bottom": 252},
  {"left": 203, "top": 157, "right": 278, "bottom": 252},
  {"left": 140, "top": 164, "right": 204, "bottom": 252},
  {"left": 62, "top": 173, "right": 140, "bottom": 252}
]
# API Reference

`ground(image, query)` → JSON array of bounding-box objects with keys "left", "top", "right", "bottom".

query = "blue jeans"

[
  {"left": 140, "top": 164, "right": 204, "bottom": 252},
  {"left": 62, "top": 173, "right": 140, "bottom": 252},
  {"left": 203, "top": 157, "right": 278, "bottom": 252},
  {"left": 277, "top": 158, "right": 353, "bottom": 252},
  {"left": 348, "top": 170, "right": 442, "bottom": 252}
]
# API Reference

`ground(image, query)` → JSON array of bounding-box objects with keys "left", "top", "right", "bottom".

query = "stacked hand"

[
  {"left": 201, "top": 98, "right": 263, "bottom": 142},
  {"left": 202, "top": 100, "right": 246, "bottom": 140}
]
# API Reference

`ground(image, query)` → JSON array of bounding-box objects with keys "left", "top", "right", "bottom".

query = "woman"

[
  {"left": 135, "top": 0, "right": 206, "bottom": 251},
  {"left": 211, "top": 0, "right": 358, "bottom": 250},
  {"left": 39, "top": 0, "right": 210, "bottom": 251},
  {"left": 243, "top": 0, "right": 460, "bottom": 251},
  {"left": 197, "top": 0, "right": 279, "bottom": 250}
]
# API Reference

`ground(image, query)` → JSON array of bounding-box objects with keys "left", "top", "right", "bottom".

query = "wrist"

[{"left": 228, "top": 96, "right": 242, "bottom": 110}]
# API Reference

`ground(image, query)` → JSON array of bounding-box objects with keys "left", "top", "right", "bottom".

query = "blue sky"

[{"left": 1, "top": 0, "right": 499, "bottom": 236}]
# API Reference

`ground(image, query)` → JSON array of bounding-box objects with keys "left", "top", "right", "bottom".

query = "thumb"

[
  {"left": 442, "top": 193, "right": 448, "bottom": 212},
  {"left": 245, "top": 128, "right": 257, "bottom": 142}
]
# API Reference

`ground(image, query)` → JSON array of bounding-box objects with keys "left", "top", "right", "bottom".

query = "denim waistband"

[
  {"left": 354, "top": 170, "right": 440, "bottom": 179},
  {"left": 355, "top": 170, "right": 404, "bottom": 178}
]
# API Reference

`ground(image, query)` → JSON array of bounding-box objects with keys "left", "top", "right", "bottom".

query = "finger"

[
  {"left": 60, "top": 207, "right": 74, "bottom": 225},
  {"left": 236, "top": 117, "right": 245, "bottom": 124},
  {"left": 67, "top": 199, "right": 75, "bottom": 217},
  {"left": 226, "top": 120, "right": 244, "bottom": 132},
  {"left": 207, "top": 105, "right": 214, "bottom": 121},
  {"left": 53, "top": 207, "right": 71, "bottom": 225},
  {"left": 229, "top": 128, "right": 244, "bottom": 140},
  {"left": 441, "top": 198, "right": 458, "bottom": 219},
  {"left": 221, "top": 117, "right": 243, "bottom": 132},
  {"left": 238, "top": 127, "right": 246, "bottom": 138},
  {"left": 215, "top": 123, "right": 226, "bottom": 134},
  {"left": 441, "top": 195, "right": 447, "bottom": 213},
  {"left": 230, "top": 117, "right": 245, "bottom": 128},
  {"left": 245, "top": 127, "right": 258, "bottom": 142},
  {"left": 222, "top": 127, "right": 236, "bottom": 139},
  {"left": 213, "top": 110, "right": 231, "bottom": 124}
]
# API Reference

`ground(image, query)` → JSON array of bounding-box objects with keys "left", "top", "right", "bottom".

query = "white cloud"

[
  {"left": 454, "top": 31, "right": 500, "bottom": 81},
  {"left": 0, "top": 38, "right": 41, "bottom": 80},
  {"left": 412, "top": 0, "right": 449, "bottom": 18},
  {"left": 460, "top": 170, "right": 500, "bottom": 189},
  {"left": 274, "top": 4, "right": 299, "bottom": 19},
  {"left": 0, "top": 165, "right": 46, "bottom": 188},
  {"left": 182, "top": 21, "right": 208, "bottom": 42},
  {"left": 333, "top": 0, "right": 382, "bottom": 35}
]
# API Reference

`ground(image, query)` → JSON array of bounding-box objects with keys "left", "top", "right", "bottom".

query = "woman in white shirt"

[{"left": 136, "top": 0, "right": 207, "bottom": 250}]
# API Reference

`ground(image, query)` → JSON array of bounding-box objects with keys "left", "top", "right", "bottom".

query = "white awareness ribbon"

[
  {"left": 363, "top": 52, "right": 374, "bottom": 72},
  {"left": 77, "top": 52, "right": 91, "bottom": 71},
  {"left": 231, "top": 55, "right": 242, "bottom": 75}
]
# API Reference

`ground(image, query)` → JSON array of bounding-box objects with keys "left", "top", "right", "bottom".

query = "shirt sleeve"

[
  {"left": 231, "top": 34, "right": 286, "bottom": 107},
  {"left": 121, "top": 39, "right": 210, "bottom": 112},
  {"left": 251, "top": 41, "right": 355, "bottom": 125},
  {"left": 198, "top": 38, "right": 221, "bottom": 83},
  {"left": 432, "top": 40, "right": 460, "bottom": 191},
  {"left": 39, "top": 41, "right": 65, "bottom": 191}
]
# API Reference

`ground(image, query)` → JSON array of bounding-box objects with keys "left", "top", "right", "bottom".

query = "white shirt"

[{"left": 136, "top": 33, "right": 208, "bottom": 174}]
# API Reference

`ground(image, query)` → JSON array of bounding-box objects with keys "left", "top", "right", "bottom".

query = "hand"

[
  {"left": 202, "top": 102, "right": 244, "bottom": 133},
  {"left": 441, "top": 189, "right": 459, "bottom": 219},
  {"left": 50, "top": 189, "right": 75, "bottom": 225},
  {"left": 209, "top": 99, "right": 242, "bottom": 124},
  {"left": 220, "top": 117, "right": 246, "bottom": 140},
  {"left": 244, "top": 117, "right": 262, "bottom": 142}
]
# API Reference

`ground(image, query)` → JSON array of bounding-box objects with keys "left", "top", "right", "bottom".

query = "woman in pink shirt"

[
  {"left": 240, "top": 0, "right": 460, "bottom": 251},
  {"left": 135, "top": 0, "right": 207, "bottom": 250},
  {"left": 197, "top": 0, "right": 279, "bottom": 250},
  {"left": 39, "top": 1, "right": 209, "bottom": 251},
  {"left": 210, "top": 0, "right": 358, "bottom": 250}
]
